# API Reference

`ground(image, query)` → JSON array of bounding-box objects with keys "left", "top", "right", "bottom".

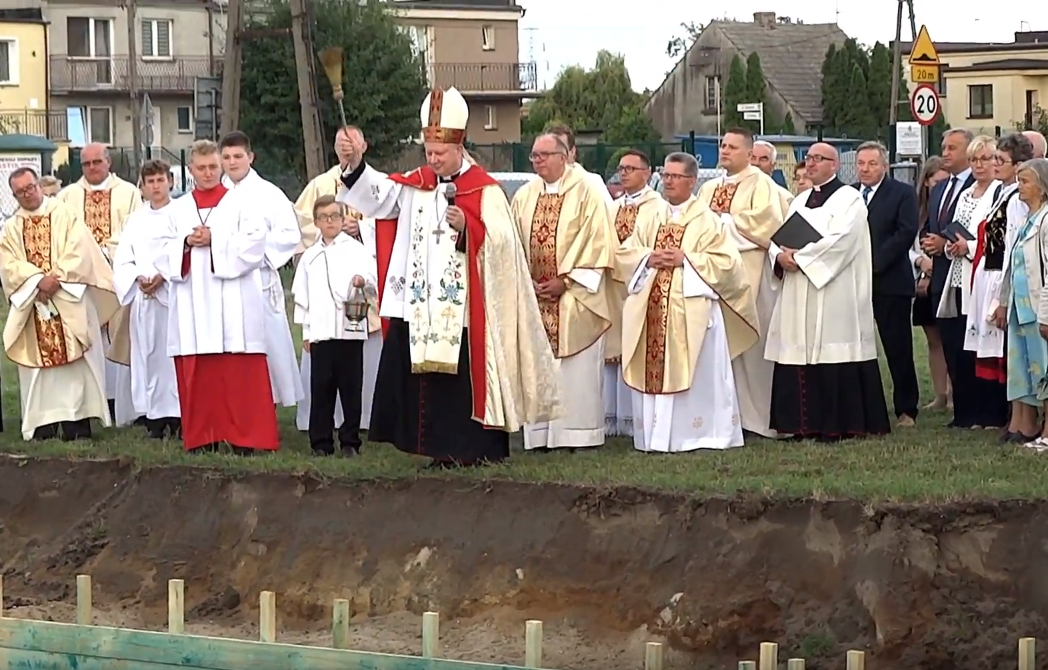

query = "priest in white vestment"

[
  {"left": 337, "top": 86, "right": 560, "bottom": 466},
  {"left": 159, "top": 140, "right": 281, "bottom": 453},
  {"left": 219, "top": 131, "right": 304, "bottom": 407},
  {"left": 765, "top": 143, "right": 891, "bottom": 441},
  {"left": 615, "top": 153, "right": 758, "bottom": 452},
  {"left": 699, "top": 129, "right": 790, "bottom": 438},
  {"left": 546, "top": 124, "right": 614, "bottom": 204},
  {"left": 2, "top": 167, "right": 121, "bottom": 440},
  {"left": 56, "top": 142, "right": 141, "bottom": 416},
  {"left": 512, "top": 132, "right": 616, "bottom": 450},
  {"left": 112, "top": 160, "right": 181, "bottom": 439},
  {"left": 605, "top": 149, "right": 663, "bottom": 436}
]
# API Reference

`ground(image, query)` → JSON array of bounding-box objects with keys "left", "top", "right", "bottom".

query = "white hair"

[{"left": 753, "top": 140, "right": 777, "bottom": 163}]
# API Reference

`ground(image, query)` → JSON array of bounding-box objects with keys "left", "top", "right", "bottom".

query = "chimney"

[{"left": 753, "top": 12, "right": 776, "bottom": 28}]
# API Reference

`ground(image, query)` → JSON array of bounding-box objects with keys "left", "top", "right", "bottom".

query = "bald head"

[
  {"left": 810, "top": 142, "right": 838, "bottom": 160},
  {"left": 804, "top": 142, "right": 839, "bottom": 186},
  {"left": 81, "top": 142, "right": 111, "bottom": 186},
  {"left": 1024, "top": 131, "right": 1047, "bottom": 159}
]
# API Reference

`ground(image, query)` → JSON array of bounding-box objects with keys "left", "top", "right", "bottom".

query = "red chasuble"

[
  {"left": 373, "top": 165, "right": 498, "bottom": 425},
  {"left": 174, "top": 183, "right": 280, "bottom": 452}
]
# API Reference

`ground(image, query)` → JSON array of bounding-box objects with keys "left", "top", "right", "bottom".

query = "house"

[
  {"left": 43, "top": 0, "right": 223, "bottom": 152},
  {"left": 0, "top": 8, "right": 66, "bottom": 141},
  {"left": 388, "top": 0, "right": 538, "bottom": 143},
  {"left": 901, "top": 31, "right": 1048, "bottom": 135},
  {"left": 646, "top": 12, "right": 849, "bottom": 139}
]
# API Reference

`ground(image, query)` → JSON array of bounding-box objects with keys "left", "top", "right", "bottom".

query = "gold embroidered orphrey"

[
  {"left": 528, "top": 193, "right": 565, "bottom": 354},
  {"left": 644, "top": 223, "right": 686, "bottom": 394},
  {"left": 709, "top": 182, "right": 739, "bottom": 213},
  {"left": 614, "top": 204, "right": 640, "bottom": 242},
  {"left": 83, "top": 190, "right": 113, "bottom": 247},
  {"left": 22, "top": 215, "right": 72, "bottom": 367},
  {"left": 407, "top": 191, "right": 468, "bottom": 374}
]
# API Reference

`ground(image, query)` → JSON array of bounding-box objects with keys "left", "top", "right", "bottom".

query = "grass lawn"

[{"left": 0, "top": 279, "right": 1045, "bottom": 502}]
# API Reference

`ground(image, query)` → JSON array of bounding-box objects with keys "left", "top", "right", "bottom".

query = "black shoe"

[
  {"left": 339, "top": 446, "right": 360, "bottom": 458},
  {"left": 232, "top": 447, "right": 255, "bottom": 456}
]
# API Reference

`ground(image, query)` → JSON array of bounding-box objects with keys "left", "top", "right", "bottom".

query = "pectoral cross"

[{"left": 432, "top": 226, "right": 445, "bottom": 243}]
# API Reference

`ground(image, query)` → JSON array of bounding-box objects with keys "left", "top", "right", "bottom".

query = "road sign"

[
  {"left": 896, "top": 121, "right": 923, "bottom": 156},
  {"left": 910, "top": 84, "right": 941, "bottom": 126},
  {"left": 908, "top": 25, "right": 939, "bottom": 65},
  {"left": 736, "top": 103, "right": 762, "bottom": 113},
  {"left": 910, "top": 64, "right": 939, "bottom": 84}
]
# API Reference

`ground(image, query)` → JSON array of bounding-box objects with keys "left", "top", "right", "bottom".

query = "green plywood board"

[{"left": 0, "top": 616, "right": 543, "bottom": 670}]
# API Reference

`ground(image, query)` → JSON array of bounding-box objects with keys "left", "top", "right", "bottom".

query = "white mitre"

[{"left": 420, "top": 86, "right": 469, "bottom": 145}]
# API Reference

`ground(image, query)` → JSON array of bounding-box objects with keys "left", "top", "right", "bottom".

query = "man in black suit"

[
  {"left": 855, "top": 141, "right": 921, "bottom": 426},
  {"left": 918, "top": 128, "right": 975, "bottom": 427}
]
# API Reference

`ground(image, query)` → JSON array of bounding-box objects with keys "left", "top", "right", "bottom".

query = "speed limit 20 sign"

[{"left": 910, "top": 84, "right": 941, "bottom": 126}]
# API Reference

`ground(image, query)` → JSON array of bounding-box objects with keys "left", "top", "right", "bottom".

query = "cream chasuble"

[
  {"left": 571, "top": 162, "right": 615, "bottom": 205},
  {"left": 615, "top": 197, "right": 758, "bottom": 451},
  {"left": 765, "top": 185, "right": 877, "bottom": 365},
  {"left": 604, "top": 186, "right": 662, "bottom": 437},
  {"left": 512, "top": 169, "right": 615, "bottom": 449},
  {"left": 57, "top": 174, "right": 142, "bottom": 404},
  {"left": 0, "top": 198, "right": 121, "bottom": 439},
  {"left": 698, "top": 165, "right": 789, "bottom": 438}
]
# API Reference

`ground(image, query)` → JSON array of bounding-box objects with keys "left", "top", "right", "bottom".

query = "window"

[
  {"left": 484, "top": 104, "right": 497, "bottom": 130},
  {"left": 85, "top": 106, "right": 112, "bottom": 144},
  {"left": 0, "top": 38, "right": 16, "bottom": 85},
  {"left": 177, "top": 106, "right": 193, "bottom": 133},
  {"left": 481, "top": 25, "right": 494, "bottom": 51},
  {"left": 141, "top": 19, "right": 172, "bottom": 59},
  {"left": 968, "top": 84, "right": 993, "bottom": 119},
  {"left": 704, "top": 75, "right": 718, "bottom": 110},
  {"left": 67, "top": 17, "right": 113, "bottom": 58}
]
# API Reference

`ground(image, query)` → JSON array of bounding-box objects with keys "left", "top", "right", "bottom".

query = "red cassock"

[
  {"left": 173, "top": 184, "right": 280, "bottom": 451},
  {"left": 370, "top": 165, "right": 496, "bottom": 427}
]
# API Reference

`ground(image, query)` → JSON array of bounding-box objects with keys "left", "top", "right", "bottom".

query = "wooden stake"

[
  {"left": 332, "top": 599, "right": 350, "bottom": 649},
  {"left": 846, "top": 650, "right": 865, "bottom": 670},
  {"left": 524, "top": 620, "right": 542, "bottom": 668},
  {"left": 759, "top": 642, "right": 778, "bottom": 670},
  {"left": 738, "top": 662, "right": 756, "bottom": 670},
  {"left": 76, "top": 575, "right": 92, "bottom": 625},
  {"left": 167, "top": 579, "right": 184, "bottom": 634},
  {"left": 644, "top": 642, "right": 663, "bottom": 670},
  {"left": 422, "top": 611, "right": 440, "bottom": 658},
  {"left": 1019, "top": 637, "right": 1036, "bottom": 670},
  {"left": 259, "top": 591, "right": 276, "bottom": 642},
  {"left": 0, "top": 574, "right": 4, "bottom": 617},
  {"left": 787, "top": 659, "right": 805, "bottom": 670}
]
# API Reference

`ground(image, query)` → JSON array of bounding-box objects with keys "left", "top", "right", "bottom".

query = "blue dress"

[{"left": 1006, "top": 211, "right": 1048, "bottom": 405}]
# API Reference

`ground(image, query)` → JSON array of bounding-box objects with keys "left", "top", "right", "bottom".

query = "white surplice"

[
  {"left": 111, "top": 203, "right": 180, "bottom": 421},
  {"left": 291, "top": 233, "right": 377, "bottom": 341},
  {"left": 224, "top": 170, "right": 304, "bottom": 406},
  {"left": 159, "top": 193, "right": 268, "bottom": 357},
  {"left": 626, "top": 227, "right": 743, "bottom": 452}
]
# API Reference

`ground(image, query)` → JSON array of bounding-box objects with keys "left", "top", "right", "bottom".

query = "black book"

[
  {"left": 771, "top": 211, "right": 824, "bottom": 249},
  {"left": 942, "top": 221, "right": 976, "bottom": 242}
]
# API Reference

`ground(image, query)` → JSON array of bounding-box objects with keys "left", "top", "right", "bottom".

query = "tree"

[
  {"left": 743, "top": 52, "right": 778, "bottom": 133},
  {"left": 781, "top": 112, "right": 797, "bottom": 134},
  {"left": 239, "top": 0, "right": 426, "bottom": 187},
  {"left": 665, "top": 21, "right": 704, "bottom": 60},
  {"left": 522, "top": 50, "right": 659, "bottom": 144},
  {"left": 721, "top": 54, "right": 749, "bottom": 129}
]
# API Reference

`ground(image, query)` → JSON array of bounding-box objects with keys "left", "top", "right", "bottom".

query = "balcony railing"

[
  {"left": 0, "top": 109, "right": 69, "bottom": 140},
  {"left": 49, "top": 56, "right": 220, "bottom": 93},
  {"left": 427, "top": 62, "right": 538, "bottom": 93}
]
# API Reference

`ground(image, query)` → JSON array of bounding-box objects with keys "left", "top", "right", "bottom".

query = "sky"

[{"left": 517, "top": 0, "right": 1041, "bottom": 92}]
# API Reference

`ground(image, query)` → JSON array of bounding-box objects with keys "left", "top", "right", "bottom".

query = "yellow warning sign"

[
  {"left": 909, "top": 25, "right": 940, "bottom": 66},
  {"left": 910, "top": 64, "right": 939, "bottom": 83}
]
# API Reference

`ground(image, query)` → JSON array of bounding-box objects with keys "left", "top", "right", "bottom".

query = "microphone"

[{"left": 445, "top": 183, "right": 456, "bottom": 207}]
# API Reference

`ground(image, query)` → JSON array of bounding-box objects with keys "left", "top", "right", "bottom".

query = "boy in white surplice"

[{"left": 292, "top": 196, "right": 378, "bottom": 456}]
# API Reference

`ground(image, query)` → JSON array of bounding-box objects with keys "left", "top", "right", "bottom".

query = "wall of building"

[
  {"left": 46, "top": 2, "right": 219, "bottom": 57},
  {"left": 465, "top": 99, "right": 519, "bottom": 143},
  {"left": 0, "top": 19, "right": 48, "bottom": 109},
  {"left": 51, "top": 93, "right": 195, "bottom": 152},
  {"left": 943, "top": 71, "right": 1048, "bottom": 135}
]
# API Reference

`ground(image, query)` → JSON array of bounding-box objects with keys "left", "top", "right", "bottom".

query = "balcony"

[
  {"left": 0, "top": 109, "right": 69, "bottom": 141},
  {"left": 49, "top": 56, "right": 219, "bottom": 94},
  {"left": 427, "top": 62, "right": 538, "bottom": 95}
]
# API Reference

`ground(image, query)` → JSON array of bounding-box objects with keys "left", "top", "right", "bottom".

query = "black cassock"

[{"left": 768, "top": 178, "right": 892, "bottom": 441}]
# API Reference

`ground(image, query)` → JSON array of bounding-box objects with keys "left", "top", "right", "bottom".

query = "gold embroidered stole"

[
  {"left": 528, "top": 193, "right": 564, "bottom": 353},
  {"left": 643, "top": 223, "right": 686, "bottom": 393},
  {"left": 84, "top": 190, "right": 114, "bottom": 248},
  {"left": 406, "top": 189, "right": 469, "bottom": 374},
  {"left": 614, "top": 204, "right": 640, "bottom": 242},
  {"left": 23, "top": 215, "right": 73, "bottom": 367}
]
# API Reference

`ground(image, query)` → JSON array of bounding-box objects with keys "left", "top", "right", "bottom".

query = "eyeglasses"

[
  {"left": 315, "top": 214, "right": 343, "bottom": 223},
  {"left": 662, "top": 173, "right": 693, "bottom": 181},
  {"left": 529, "top": 151, "right": 565, "bottom": 161},
  {"left": 83, "top": 159, "right": 107, "bottom": 167},
  {"left": 617, "top": 165, "right": 647, "bottom": 174},
  {"left": 970, "top": 155, "right": 995, "bottom": 165},
  {"left": 13, "top": 183, "right": 39, "bottom": 198},
  {"left": 804, "top": 154, "right": 834, "bottom": 163},
  {"left": 993, "top": 155, "right": 1013, "bottom": 165}
]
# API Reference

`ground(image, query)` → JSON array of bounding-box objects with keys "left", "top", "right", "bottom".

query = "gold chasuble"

[
  {"left": 697, "top": 165, "right": 789, "bottom": 296},
  {"left": 605, "top": 188, "right": 662, "bottom": 362},
  {"left": 615, "top": 196, "right": 758, "bottom": 394},
  {"left": 0, "top": 199, "right": 120, "bottom": 368},
  {"left": 511, "top": 168, "right": 616, "bottom": 359},
  {"left": 57, "top": 174, "right": 143, "bottom": 254}
]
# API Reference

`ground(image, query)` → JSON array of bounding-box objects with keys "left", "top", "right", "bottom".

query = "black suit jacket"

[
  {"left": 856, "top": 178, "right": 920, "bottom": 297},
  {"left": 920, "top": 172, "right": 976, "bottom": 299}
]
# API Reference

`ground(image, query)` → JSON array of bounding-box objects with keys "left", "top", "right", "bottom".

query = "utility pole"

[
  {"left": 289, "top": 0, "right": 324, "bottom": 179},
  {"left": 219, "top": 0, "right": 244, "bottom": 137},
  {"left": 888, "top": 0, "right": 904, "bottom": 160},
  {"left": 126, "top": 0, "right": 142, "bottom": 171}
]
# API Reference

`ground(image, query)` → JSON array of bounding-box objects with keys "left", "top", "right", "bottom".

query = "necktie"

[
  {"left": 938, "top": 177, "right": 958, "bottom": 223},
  {"left": 862, "top": 185, "right": 872, "bottom": 205}
]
